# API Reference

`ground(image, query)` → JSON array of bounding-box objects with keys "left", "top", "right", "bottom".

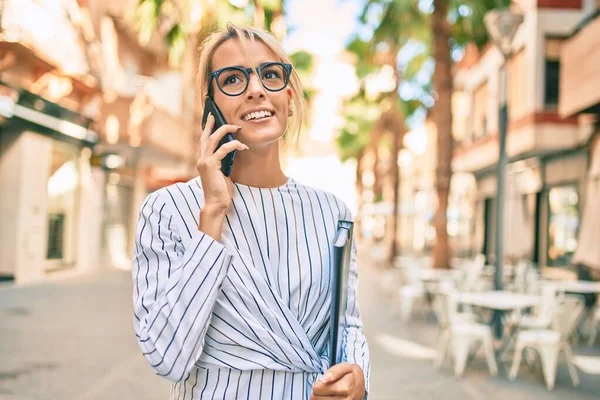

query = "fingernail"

[
  {"left": 236, "top": 125, "right": 242, "bottom": 130},
  {"left": 243, "top": 145, "right": 249, "bottom": 150}
]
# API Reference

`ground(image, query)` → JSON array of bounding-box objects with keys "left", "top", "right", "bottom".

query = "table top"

[
  {"left": 459, "top": 291, "right": 540, "bottom": 310},
  {"left": 558, "top": 281, "right": 600, "bottom": 294},
  {"left": 419, "top": 269, "right": 462, "bottom": 281}
]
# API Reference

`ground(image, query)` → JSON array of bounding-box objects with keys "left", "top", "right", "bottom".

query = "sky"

[
  {"left": 283, "top": 0, "right": 431, "bottom": 130},
  {"left": 283, "top": 0, "right": 362, "bottom": 56}
]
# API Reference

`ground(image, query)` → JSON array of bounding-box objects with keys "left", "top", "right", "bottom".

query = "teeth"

[{"left": 244, "top": 110, "right": 272, "bottom": 121}]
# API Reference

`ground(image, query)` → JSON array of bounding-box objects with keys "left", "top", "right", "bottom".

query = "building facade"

[
  {"left": 560, "top": 1, "right": 600, "bottom": 278},
  {"left": 451, "top": 0, "right": 598, "bottom": 273},
  {"left": 0, "top": 0, "right": 196, "bottom": 283}
]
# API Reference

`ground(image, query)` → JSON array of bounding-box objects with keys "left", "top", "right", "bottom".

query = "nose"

[{"left": 245, "top": 72, "right": 266, "bottom": 100}]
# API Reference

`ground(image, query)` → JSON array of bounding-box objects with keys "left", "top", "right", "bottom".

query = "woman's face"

[{"left": 210, "top": 38, "right": 292, "bottom": 148}]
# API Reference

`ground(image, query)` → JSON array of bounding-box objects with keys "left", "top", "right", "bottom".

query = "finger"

[
  {"left": 312, "top": 373, "right": 353, "bottom": 397},
  {"left": 200, "top": 113, "right": 214, "bottom": 154},
  {"left": 207, "top": 124, "right": 241, "bottom": 153},
  {"left": 213, "top": 140, "right": 248, "bottom": 161},
  {"left": 310, "top": 395, "right": 336, "bottom": 400},
  {"left": 319, "top": 362, "right": 354, "bottom": 384}
]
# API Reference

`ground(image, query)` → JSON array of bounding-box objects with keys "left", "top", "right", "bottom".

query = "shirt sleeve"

[
  {"left": 341, "top": 239, "right": 371, "bottom": 395},
  {"left": 132, "top": 190, "right": 234, "bottom": 382}
]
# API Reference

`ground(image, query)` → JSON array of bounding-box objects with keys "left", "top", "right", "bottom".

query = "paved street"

[{"left": 1, "top": 264, "right": 599, "bottom": 400}]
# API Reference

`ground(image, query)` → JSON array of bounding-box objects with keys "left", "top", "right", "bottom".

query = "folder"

[{"left": 328, "top": 220, "right": 354, "bottom": 366}]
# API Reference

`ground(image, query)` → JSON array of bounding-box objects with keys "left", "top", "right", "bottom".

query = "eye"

[
  {"left": 221, "top": 72, "right": 244, "bottom": 86},
  {"left": 262, "top": 68, "right": 282, "bottom": 80}
]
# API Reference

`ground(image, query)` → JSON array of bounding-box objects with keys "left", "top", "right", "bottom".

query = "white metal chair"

[
  {"left": 518, "top": 282, "right": 564, "bottom": 330},
  {"left": 508, "top": 260, "right": 529, "bottom": 293},
  {"left": 587, "top": 306, "right": 600, "bottom": 346},
  {"left": 433, "top": 290, "right": 497, "bottom": 377},
  {"left": 459, "top": 254, "right": 486, "bottom": 293},
  {"left": 509, "top": 295, "right": 584, "bottom": 390},
  {"left": 573, "top": 355, "right": 600, "bottom": 375},
  {"left": 398, "top": 264, "right": 426, "bottom": 321}
]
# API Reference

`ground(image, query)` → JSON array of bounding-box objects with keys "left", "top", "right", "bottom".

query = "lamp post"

[{"left": 484, "top": 7, "right": 524, "bottom": 338}]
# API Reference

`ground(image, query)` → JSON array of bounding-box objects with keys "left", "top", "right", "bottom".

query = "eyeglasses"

[{"left": 208, "top": 62, "right": 293, "bottom": 97}]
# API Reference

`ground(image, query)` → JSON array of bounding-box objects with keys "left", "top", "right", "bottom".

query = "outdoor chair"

[
  {"left": 509, "top": 295, "right": 584, "bottom": 390},
  {"left": 398, "top": 264, "right": 426, "bottom": 321},
  {"left": 517, "top": 282, "right": 564, "bottom": 330},
  {"left": 587, "top": 306, "right": 600, "bottom": 346},
  {"left": 433, "top": 289, "right": 497, "bottom": 377}
]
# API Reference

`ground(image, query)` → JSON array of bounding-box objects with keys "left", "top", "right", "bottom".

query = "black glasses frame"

[{"left": 208, "top": 62, "right": 293, "bottom": 97}]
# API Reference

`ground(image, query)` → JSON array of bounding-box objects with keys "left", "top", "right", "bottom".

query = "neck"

[{"left": 229, "top": 142, "right": 288, "bottom": 188}]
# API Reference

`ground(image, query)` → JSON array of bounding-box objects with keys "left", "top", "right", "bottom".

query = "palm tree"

[
  {"left": 430, "top": 0, "right": 511, "bottom": 268},
  {"left": 345, "top": 1, "right": 427, "bottom": 265},
  {"left": 353, "top": 0, "right": 510, "bottom": 268},
  {"left": 337, "top": 88, "right": 380, "bottom": 238}
]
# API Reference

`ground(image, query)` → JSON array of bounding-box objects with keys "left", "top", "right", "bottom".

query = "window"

[
  {"left": 544, "top": 60, "right": 560, "bottom": 107},
  {"left": 472, "top": 81, "right": 488, "bottom": 139},
  {"left": 46, "top": 141, "right": 80, "bottom": 267},
  {"left": 544, "top": 38, "right": 563, "bottom": 108},
  {"left": 547, "top": 185, "right": 579, "bottom": 267}
]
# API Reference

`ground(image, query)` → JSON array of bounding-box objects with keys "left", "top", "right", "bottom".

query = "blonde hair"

[{"left": 196, "top": 23, "right": 304, "bottom": 145}]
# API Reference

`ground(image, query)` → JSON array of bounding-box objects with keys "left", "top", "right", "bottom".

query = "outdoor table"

[
  {"left": 459, "top": 291, "right": 540, "bottom": 311},
  {"left": 555, "top": 281, "right": 600, "bottom": 339},
  {"left": 459, "top": 291, "right": 540, "bottom": 335},
  {"left": 419, "top": 269, "right": 463, "bottom": 282},
  {"left": 458, "top": 291, "right": 541, "bottom": 373},
  {"left": 557, "top": 280, "right": 600, "bottom": 294}
]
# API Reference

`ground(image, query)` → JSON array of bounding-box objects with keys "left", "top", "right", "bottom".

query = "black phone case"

[{"left": 201, "top": 96, "right": 236, "bottom": 177}]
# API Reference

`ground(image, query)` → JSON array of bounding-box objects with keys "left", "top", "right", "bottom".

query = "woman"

[{"left": 132, "top": 23, "right": 370, "bottom": 400}]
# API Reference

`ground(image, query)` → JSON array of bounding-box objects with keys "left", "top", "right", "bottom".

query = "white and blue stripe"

[{"left": 132, "top": 177, "right": 370, "bottom": 399}]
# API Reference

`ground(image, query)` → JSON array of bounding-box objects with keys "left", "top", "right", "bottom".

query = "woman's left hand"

[{"left": 310, "top": 363, "right": 365, "bottom": 400}]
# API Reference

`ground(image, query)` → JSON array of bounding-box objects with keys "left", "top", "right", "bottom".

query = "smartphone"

[{"left": 201, "top": 96, "right": 236, "bottom": 177}]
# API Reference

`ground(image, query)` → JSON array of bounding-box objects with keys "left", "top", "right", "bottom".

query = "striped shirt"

[{"left": 132, "top": 177, "right": 370, "bottom": 399}]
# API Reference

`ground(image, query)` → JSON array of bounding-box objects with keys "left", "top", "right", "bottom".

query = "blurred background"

[{"left": 1, "top": 0, "right": 600, "bottom": 399}]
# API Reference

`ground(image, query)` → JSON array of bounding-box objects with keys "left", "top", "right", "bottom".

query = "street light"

[{"left": 484, "top": 7, "right": 524, "bottom": 338}]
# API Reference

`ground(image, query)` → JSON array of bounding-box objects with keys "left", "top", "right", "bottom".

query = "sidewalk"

[
  {"left": 1, "top": 264, "right": 599, "bottom": 399},
  {"left": 359, "top": 262, "right": 600, "bottom": 400},
  {"left": 0, "top": 270, "right": 170, "bottom": 400}
]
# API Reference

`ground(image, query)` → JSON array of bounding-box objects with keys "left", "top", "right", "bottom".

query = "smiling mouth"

[{"left": 242, "top": 110, "right": 274, "bottom": 122}]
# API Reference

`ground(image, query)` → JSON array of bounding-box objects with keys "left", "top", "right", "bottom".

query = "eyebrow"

[{"left": 220, "top": 61, "right": 278, "bottom": 70}]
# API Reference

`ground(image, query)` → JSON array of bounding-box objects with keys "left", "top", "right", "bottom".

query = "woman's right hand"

[{"left": 197, "top": 113, "right": 248, "bottom": 210}]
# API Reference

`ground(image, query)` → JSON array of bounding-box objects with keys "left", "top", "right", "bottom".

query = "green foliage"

[
  {"left": 256, "top": 0, "right": 283, "bottom": 12},
  {"left": 165, "top": 24, "right": 187, "bottom": 67},
  {"left": 450, "top": 0, "right": 511, "bottom": 49},
  {"left": 346, "top": 36, "right": 377, "bottom": 79},
  {"left": 290, "top": 50, "right": 314, "bottom": 74},
  {"left": 133, "top": 0, "right": 287, "bottom": 67},
  {"left": 135, "top": 0, "right": 164, "bottom": 45},
  {"left": 336, "top": 89, "right": 380, "bottom": 162}
]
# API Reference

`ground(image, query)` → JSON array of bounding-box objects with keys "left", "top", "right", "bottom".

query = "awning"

[
  {"left": 573, "top": 141, "right": 600, "bottom": 271},
  {"left": 572, "top": 179, "right": 600, "bottom": 271},
  {"left": 0, "top": 81, "right": 98, "bottom": 146},
  {"left": 503, "top": 171, "right": 532, "bottom": 261}
]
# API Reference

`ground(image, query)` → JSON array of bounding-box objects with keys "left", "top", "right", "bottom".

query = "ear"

[{"left": 287, "top": 88, "right": 293, "bottom": 117}]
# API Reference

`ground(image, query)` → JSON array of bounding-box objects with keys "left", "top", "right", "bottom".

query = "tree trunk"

[
  {"left": 431, "top": 0, "right": 453, "bottom": 269},
  {"left": 369, "top": 124, "right": 384, "bottom": 203},
  {"left": 388, "top": 112, "right": 402, "bottom": 267},
  {"left": 355, "top": 150, "right": 365, "bottom": 242},
  {"left": 253, "top": 1, "right": 265, "bottom": 29}
]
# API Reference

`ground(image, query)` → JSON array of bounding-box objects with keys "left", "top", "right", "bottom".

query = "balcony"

[
  {"left": 454, "top": 111, "right": 581, "bottom": 173},
  {"left": 559, "top": 13, "right": 600, "bottom": 117},
  {"left": 0, "top": 0, "right": 92, "bottom": 78},
  {"left": 99, "top": 95, "right": 194, "bottom": 163}
]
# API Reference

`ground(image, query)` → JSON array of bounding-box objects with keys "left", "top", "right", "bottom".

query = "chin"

[{"left": 240, "top": 127, "right": 286, "bottom": 147}]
